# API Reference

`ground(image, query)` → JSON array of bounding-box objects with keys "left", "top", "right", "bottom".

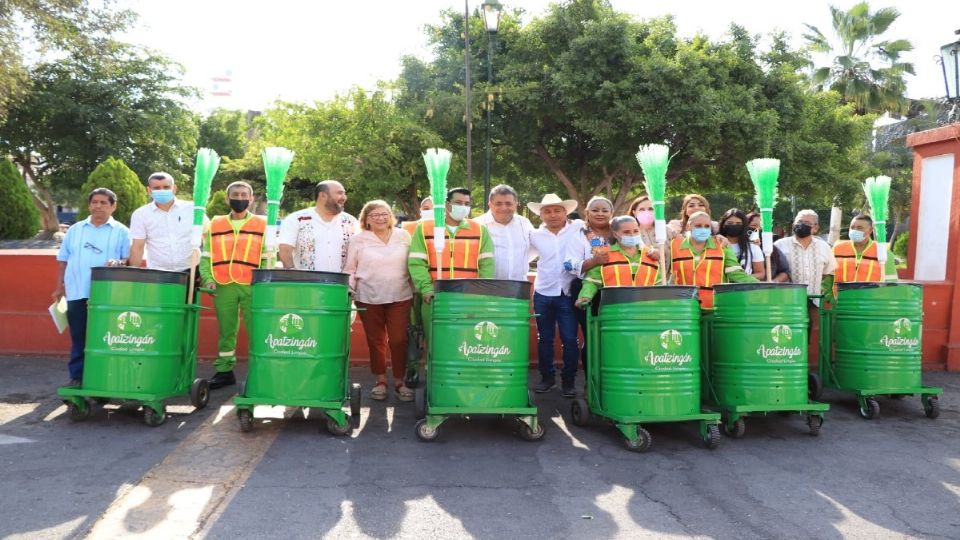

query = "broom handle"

[
  {"left": 765, "top": 255, "right": 772, "bottom": 283},
  {"left": 659, "top": 241, "right": 668, "bottom": 286},
  {"left": 188, "top": 248, "right": 199, "bottom": 302}
]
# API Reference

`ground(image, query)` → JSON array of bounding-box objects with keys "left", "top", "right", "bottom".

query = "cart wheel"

[
  {"left": 415, "top": 418, "right": 439, "bottom": 442},
  {"left": 238, "top": 408, "right": 254, "bottom": 432},
  {"left": 624, "top": 427, "right": 652, "bottom": 452},
  {"left": 143, "top": 406, "right": 166, "bottom": 427},
  {"left": 93, "top": 397, "right": 109, "bottom": 405},
  {"left": 414, "top": 386, "right": 427, "bottom": 420},
  {"left": 518, "top": 420, "right": 545, "bottom": 442},
  {"left": 924, "top": 396, "right": 940, "bottom": 419},
  {"left": 570, "top": 398, "right": 589, "bottom": 427},
  {"left": 190, "top": 378, "right": 210, "bottom": 410},
  {"left": 66, "top": 401, "right": 90, "bottom": 422},
  {"left": 808, "top": 372, "right": 823, "bottom": 401},
  {"left": 858, "top": 397, "right": 880, "bottom": 420},
  {"left": 704, "top": 424, "right": 721, "bottom": 450},
  {"left": 807, "top": 414, "right": 823, "bottom": 436},
  {"left": 723, "top": 418, "right": 746, "bottom": 438},
  {"left": 325, "top": 417, "right": 353, "bottom": 436},
  {"left": 350, "top": 383, "right": 362, "bottom": 428}
]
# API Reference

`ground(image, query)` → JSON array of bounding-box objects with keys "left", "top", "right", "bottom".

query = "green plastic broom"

[
  {"left": 746, "top": 158, "right": 781, "bottom": 282},
  {"left": 423, "top": 148, "right": 452, "bottom": 279}
]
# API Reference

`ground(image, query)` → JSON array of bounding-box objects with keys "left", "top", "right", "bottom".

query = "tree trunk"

[{"left": 19, "top": 163, "right": 60, "bottom": 237}]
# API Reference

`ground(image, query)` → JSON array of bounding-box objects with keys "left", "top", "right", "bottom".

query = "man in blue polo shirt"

[{"left": 53, "top": 188, "right": 131, "bottom": 386}]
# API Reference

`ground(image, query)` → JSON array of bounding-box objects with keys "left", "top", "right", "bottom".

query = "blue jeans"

[
  {"left": 66, "top": 299, "right": 88, "bottom": 380},
  {"left": 533, "top": 292, "right": 580, "bottom": 382}
]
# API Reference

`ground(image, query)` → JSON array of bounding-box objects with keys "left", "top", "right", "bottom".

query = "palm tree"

[{"left": 804, "top": 2, "right": 914, "bottom": 115}]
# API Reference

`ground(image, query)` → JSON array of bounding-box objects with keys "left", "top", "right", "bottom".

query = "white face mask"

[
  {"left": 449, "top": 205, "right": 470, "bottom": 221},
  {"left": 420, "top": 210, "right": 432, "bottom": 220}
]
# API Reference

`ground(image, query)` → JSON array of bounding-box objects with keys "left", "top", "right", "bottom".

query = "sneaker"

[
  {"left": 534, "top": 377, "right": 556, "bottom": 393},
  {"left": 208, "top": 370, "right": 236, "bottom": 390},
  {"left": 561, "top": 381, "right": 576, "bottom": 398}
]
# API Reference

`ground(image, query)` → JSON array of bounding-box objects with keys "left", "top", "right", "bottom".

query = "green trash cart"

[
  {"left": 57, "top": 267, "right": 209, "bottom": 427},
  {"left": 569, "top": 286, "right": 721, "bottom": 452},
  {"left": 702, "top": 283, "right": 829, "bottom": 438},
  {"left": 815, "top": 282, "right": 942, "bottom": 419},
  {"left": 234, "top": 269, "right": 361, "bottom": 435},
  {"left": 414, "top": 279, "right": 543, "bottom": 442}
]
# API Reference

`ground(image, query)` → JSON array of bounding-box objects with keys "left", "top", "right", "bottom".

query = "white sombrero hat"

[{"left": 527, "top": 193, "right": 578, "bottom": 216}]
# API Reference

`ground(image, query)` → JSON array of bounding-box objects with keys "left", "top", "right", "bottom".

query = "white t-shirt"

[
  {"left": 129, "top": 199, "right": 197, "bottom": 271},
  {"left": 278, "top": 207, "right": 359, "bottom": 272},
  {"left": 476, "top": 211, "right": 534, "bottom": 281},
  {"left": 730, "top": 243, "right": 764, "bottom": 271}
]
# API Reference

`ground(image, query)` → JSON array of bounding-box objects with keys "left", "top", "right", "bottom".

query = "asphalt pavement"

[{"left": 1, "top": 355, "right": 958, "bottom": 539}]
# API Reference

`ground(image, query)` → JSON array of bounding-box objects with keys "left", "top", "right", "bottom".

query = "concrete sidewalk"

[{"left": 1, "top": 355, "right": 958, "bottom": 539}]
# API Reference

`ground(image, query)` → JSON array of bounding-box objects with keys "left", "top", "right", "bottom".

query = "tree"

[
  {"left": 0, "top": 41, "right": 198, "bottom": 234},
  {"left": 206, "top": 190, "right": 230, "bottom": 217},
  {"left": 77, "top": 158, "right": 148, "bottom": 226},
  {"left": 803, "top": 2, "right": 914, "bottom": 115},
  {"left": 0, "top": 160, "right": 40, "bottom": 239},
  {"left": 198, "top": 109, "right": 249, "bottom": 160}
]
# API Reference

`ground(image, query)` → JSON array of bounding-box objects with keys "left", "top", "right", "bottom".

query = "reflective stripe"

[
  {"left": 409, "top": 252, "right": 429, "bottom": 260},
  {"left": 218, "top": 350, "right": 235, "bottom": 357}
]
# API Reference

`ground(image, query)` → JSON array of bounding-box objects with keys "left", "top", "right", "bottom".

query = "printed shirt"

[
  {"left": 129, "top": 198, "right": 197, "bottom": 271},
  {"left": 529, "top": 219, "right": 583, "bottom": 296},
  {"left": 278, "top": 207, "right": 359, "bottom": 272},
  {"left": 475, "top": 211, "right": 535, "bottom": 281},
  {"left": 774, "top": 235, "right": 837, "bottom": 302},
  {"left": 57, "top": 217, "right": 130, "bottom": 301},
  {"left": 564, "top": 226, "right": 612, "bottom": 279}
]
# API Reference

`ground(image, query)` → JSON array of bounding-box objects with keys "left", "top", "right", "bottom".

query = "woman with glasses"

[{"left": 344, "top": 200, "right": 414, "bottom": 402}]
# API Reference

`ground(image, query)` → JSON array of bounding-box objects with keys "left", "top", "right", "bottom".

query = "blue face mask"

[
  {"left": 691, "top": 228, "right": 712, "bottom": 242},
  {"left": 151, "top": 189, "right": 174, "bottom": 204},
  {"left": 619, "top": 234, "right": 642, "bottom": 247},
  {"left": 849, "top": 229, "right": 866, "bottom": 243}
]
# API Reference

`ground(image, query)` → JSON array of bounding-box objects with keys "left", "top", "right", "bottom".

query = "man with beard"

[{"left": 279, "top": 180, "right": 359, "bottom": 272}]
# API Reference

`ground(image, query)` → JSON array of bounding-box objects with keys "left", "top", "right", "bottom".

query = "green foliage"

[
  {"left": 198, "top": 109, "right": 249, "bottom": 159},
  {"left": 803, "top": 2, "right": 914, "bottom": 115},
  {"left": 77, "top": 158, "right": 148, "bottom": 225},
  {"left": 206, "top": 190, "right": 230, "bottom": 217},
  {"left": 892, "top": 231, "right": 908, "bottom": 259},
  {"left": 0, "top": 160, "right": 41, "bottom": 239}
]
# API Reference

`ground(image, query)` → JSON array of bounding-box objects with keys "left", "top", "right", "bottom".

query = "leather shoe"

[{"left": 208, "top": 370, "right": 236, "bottom": 389}]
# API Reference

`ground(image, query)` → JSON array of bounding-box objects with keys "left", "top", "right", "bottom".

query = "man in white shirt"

[
  {"left": 476, "top": 184, "right": 534, "bottom": 281},
  {"left": 279, "top": 180, "right": 359, "bottom": 272},
  {"left": 527, "top": 194, "right": 583, "bottom": 398},
  {"left": 128, "top": 172, "right": 198, "bottom": 271},
  {"left": 774, "top": 209, "right": 837, "bottom": 304}
]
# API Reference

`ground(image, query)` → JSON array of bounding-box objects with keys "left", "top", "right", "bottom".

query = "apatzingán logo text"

[
  {"left": 880, "top": 335, "right": 919, "bottom": 348},
  {"left": 645, "top": 351, "right": 693, "bottom": 367},
  {"left": 460, "top": 321, "right": 510, "bottom": 362},
  {"left": 264, "top": 334, "right": 317, "bottom": 351},
  {"left": 103, "top": 332, "right": 155, "bottom": 347},
  {"left": 756, "top": 344, "right": 803, "bottom": 362},
  {"left": 459, "top": 342, "right": 511, "bottom": 360}
]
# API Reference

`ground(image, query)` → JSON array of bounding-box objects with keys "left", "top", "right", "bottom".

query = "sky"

[{"left": 118, "top": 0, "right": 959, "bottom": 113}]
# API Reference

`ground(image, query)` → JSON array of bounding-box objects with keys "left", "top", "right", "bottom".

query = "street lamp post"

[
  {"left": 481, "top": 0, "right": 502, "bottom": 211},
  {"left": 939, "top": 30, "right": 960, "bottom": 122}
]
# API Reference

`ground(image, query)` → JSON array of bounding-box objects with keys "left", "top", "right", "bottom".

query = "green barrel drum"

[
  {"left": 246, "top": 269, "right": 351, "bottom": 402},
  {"left": 595, "top": 286, "right": 702, "bottom": 417},
  {"left": 429, "top": 279, "right": 531, "bottom": 410},
  {"left": 82, "top": 267, "right": 190, "bottom": 394},
  {"left": 710, "top": 283, "right": 809, "bottom": 407},
  {"left": 833, "top": 282, "right": 922, "bottom": 391}
]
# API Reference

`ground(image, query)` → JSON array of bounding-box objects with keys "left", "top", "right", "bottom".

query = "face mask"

[
  {"left": 449, "top": 205, "right": 470, "bottom": 221},
  {"left": 849, "top": 229, "right": 866, "bottom": 243},
  {"left": 619, "top": 234, "right": 643, "bottom": 247},
  {"left": 151, "top": 190, "right": 174, "bottom": 204},
  {"left": 748, "top": 229, "right": 760, "bottom": 243},
  {"left": 420, "top": 210, "right": 432, "bottom": 220},
  {"left": 721, "top": 223, "right": 744, "bottom": 237},
  {"left": 793, "top": 223, "right": 813, "bottom": 238},
  {"left": 691, "top": 228, "right": 712, "bottom": 242},
  {"left": 634, "top": 210, "right": 654, "bottom": 226},
  {"left": 229, "top": 199, "right": 250, "bottom": 213}
]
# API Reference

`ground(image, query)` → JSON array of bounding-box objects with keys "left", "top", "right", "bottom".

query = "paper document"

[{"left": 49, "top": 298, "right": 68, "bottom": 334}]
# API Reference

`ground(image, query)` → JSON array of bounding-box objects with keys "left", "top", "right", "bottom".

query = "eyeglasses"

[
  {"left": 367, "top": 213, "right": 391, "bottom": 220},
  {"left": 83, "top": 242, "right": 103, "bottom": 254}
]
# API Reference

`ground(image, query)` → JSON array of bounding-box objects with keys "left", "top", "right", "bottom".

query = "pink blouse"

[{"left": 344, "top": 228, "right": 414, "bottom": 304}]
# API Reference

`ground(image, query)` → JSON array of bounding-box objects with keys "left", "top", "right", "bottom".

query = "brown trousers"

[{"left": 356, "top": 299, "right": 412, "bottom": 379}]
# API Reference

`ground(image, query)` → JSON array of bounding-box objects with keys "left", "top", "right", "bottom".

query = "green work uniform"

[
  {"left": 577, "top": 244, "right": 659, "bottom": 302},
  {"left": 407, "top": 219, "right": 495, "bottom": 346},
  {"left": 200, "top": 212, "right": 269, "bottom": 373}
]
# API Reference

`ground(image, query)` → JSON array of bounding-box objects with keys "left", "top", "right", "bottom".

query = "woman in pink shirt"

[{"left": 345, "top": 200, "right": 414, "bottom": 402}]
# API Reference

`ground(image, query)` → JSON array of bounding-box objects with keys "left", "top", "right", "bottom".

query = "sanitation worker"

[
  {"left": 575, "top": 215, "right": 663, "bottom": 308},
  {"left": 831, "top": 214, "right": 898, "bottom": 287},
  {"left": 402, "top": 196, "right": 434, "bottom": 236},
  {"left": 667, "top": 211, "right": 759, "bottom": 309},
  {"left": 200, "top": 181, "right": 269, "bottom": 390},
  {"left": 53, "top": 188, "right": 130, "bottom": 386},
  {"left": 407, "top": 187, "right": 494, "bottom": 345}
]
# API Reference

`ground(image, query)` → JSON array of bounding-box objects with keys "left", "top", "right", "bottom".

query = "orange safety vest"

[
  {"left": 670, "top": 236, "right": 725, "bottom": 309},
  {"left": 208, "top": 214, "right": 265, "bottom": 285},
  {"left": 422, "top": 220, "right": 483, "bottom": 280},
  {"left": 834, "top": 240, "right": 881, "bottom": 283},
  {"left": 600, "top": 249, "right": 660, "bottom": 287}
]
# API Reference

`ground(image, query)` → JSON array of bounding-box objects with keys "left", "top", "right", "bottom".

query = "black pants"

[{"left": 66, "top": 299, "right": 88, "bottom": 380}]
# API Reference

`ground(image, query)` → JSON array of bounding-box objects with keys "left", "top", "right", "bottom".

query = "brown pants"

[{"left": 356, "top": 299, "right": 412, "bottom": 379}]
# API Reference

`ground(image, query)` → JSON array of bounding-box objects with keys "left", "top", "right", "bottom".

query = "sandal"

[
  {"left": 371, "top": 381, "right": 388, "bottom": 401},
  {"left": 396, "top": 383, "right": 414, "bottom": 402}
]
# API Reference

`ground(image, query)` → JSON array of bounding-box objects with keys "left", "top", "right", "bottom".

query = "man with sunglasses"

[{"left": 53, "top": 188, "right": 130, "bottom": 386}]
